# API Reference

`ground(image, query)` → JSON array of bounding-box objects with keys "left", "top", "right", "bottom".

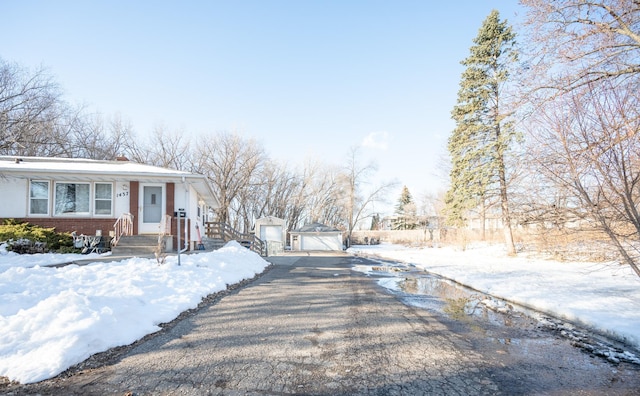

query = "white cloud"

[{"left": 362, "top": 131, "right": 390, "bottom": 150}]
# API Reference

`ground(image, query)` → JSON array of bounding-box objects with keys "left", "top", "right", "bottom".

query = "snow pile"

[
  {"left": 0, "top": 241, "right": 269, "bottom": 384},
  {"left": 349, "top": 243, "right": 640, "bottom": 351}
]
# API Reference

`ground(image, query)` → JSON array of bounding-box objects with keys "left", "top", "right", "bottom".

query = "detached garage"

[
  {"left": 254, "top": 216, "right": 286, "bottom": 255},
  {"left": 290, "top": 222, "right": 343, "bottom": 251}
]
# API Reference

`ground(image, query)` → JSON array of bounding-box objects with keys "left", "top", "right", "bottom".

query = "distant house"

[
  {"left": 289, "top": 222, "right": 343, "bottom": 251},
  {"left": 0, "top": 156, "right": 219, "bottom": 251},
  {"left": 254, "top": 216, "right": 286, "bottom": 255}
]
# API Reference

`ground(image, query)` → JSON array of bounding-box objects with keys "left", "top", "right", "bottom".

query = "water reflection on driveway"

[{"left": 351, "top": 254, "right": 640, "bottom": 366}]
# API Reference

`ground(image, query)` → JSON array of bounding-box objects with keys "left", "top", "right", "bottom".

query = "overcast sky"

[{"left": 3, "top": 0, "right": 524, "bottom": 213}]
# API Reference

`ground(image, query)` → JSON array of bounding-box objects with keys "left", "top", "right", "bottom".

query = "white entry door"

[{"left": 139, "top": 185, "right": 164, "bottom": 233}]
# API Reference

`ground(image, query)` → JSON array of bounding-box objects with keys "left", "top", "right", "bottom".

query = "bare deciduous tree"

[
  {"left": 284, "top": 158, "right": 341, "bottom": 231},
  {"left": 525, "top": 80, "right": 640, "bottom": 277},
  {"left": 521, "top": 0, "right": 640, "bottom": 94},
  {"left": 341, "top": 147, "right": 397, "bottom": 247},
  {"left": 71, "top": 113, "right": 137, "bottom": 160},
  {"left": 191, "top": 131, "right": 266, "bottom": 229},
  {"left": 0, "top": 58, "right": 63, "bottom": 155},
  {"left": 128, "top": 124, "right": 192, "bottom": 170}
]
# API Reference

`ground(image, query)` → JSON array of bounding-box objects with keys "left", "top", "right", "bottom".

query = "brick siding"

[{"left": 7, "top": 218, "right": 117, "bottom": 236}]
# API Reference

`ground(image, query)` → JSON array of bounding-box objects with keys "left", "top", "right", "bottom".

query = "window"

[
  {"left": 54, "top": 183, "right": 90, "bottom": 215},
  {"left": 94, "top": 183, "right": 113, "bottom": 215},
  {"left": 29, "top": 181, "right": 49, "bottom": 215}
]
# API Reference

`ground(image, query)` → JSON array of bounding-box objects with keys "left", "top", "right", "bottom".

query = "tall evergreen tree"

[{"left": 445, "top": 10, "right": 518, "bottom": 254}]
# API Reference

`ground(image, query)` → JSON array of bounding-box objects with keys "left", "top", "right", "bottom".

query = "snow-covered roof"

[
  {"left": 0, "top": 156, "right": 190, "bottom": 177},
  {"left": 292, "top": 222, "right": 342, "bottom": 233},
  {"left": 0, "top": 156, "right": 219, "bottom": 207}
]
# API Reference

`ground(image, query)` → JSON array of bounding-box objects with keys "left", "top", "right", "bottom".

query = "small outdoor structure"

[
  {"left": 289, "top": 222, "right": 343, "bottom": 251},
  {"left": 0, "top": 156, "right": 219, "bottom": 252},
  {"left": 254, "top": 216, "right": 286, "bottom": 255}
]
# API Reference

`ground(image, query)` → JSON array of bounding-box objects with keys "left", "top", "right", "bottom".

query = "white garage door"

[
  {"left": 260, "top": 225, "right": 283, "bottom": 242},
  {"left": 300, "top": 234, "right": 341, "bottom": 251}
]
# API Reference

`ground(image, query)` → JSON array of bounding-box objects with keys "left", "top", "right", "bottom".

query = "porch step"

[{"left": 111, "top": 235, "right": 167, "bottom": 256}]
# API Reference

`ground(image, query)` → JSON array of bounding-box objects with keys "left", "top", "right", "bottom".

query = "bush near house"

[{"left": 0, "top": 219, "right": 76, "bottom": 253}]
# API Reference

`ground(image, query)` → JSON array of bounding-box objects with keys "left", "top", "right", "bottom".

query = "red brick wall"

[
  {"left": 130, "top": 181, "right": 139, "bottom": 234},
  {"left": 166, "top": 183, "right": 183, "bottom": 251},
  {"left": 166, "top": 182, "right": 175, "bottom": 217},
  {"left": 8, "top": 218, "right": 116, "bottom": 236}
]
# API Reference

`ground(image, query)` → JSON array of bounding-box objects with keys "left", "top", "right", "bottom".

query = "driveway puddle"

[
  {"left": 351, "top": 255, "right": 640, "bottom": 366},
  {"left": 355, "top": 258, "right": 533, "bottom": 327}
]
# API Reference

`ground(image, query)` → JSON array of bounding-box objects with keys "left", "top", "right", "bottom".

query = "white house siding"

[
  {"left": 0, "top": 178, "right": 27, "bottom": 218},
  {"left": 185, "top": 183, "right": 199, "bottom": 245},
  {"left": 114, "top": 181, "right": 131, "bottom": 218},
  {"left": 171, "top": 182, "right": 204, "bottom": 247}
]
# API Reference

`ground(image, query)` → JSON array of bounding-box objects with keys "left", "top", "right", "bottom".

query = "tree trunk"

[{"left": 497, "top": 154, "right": 516, "bottom": 255}]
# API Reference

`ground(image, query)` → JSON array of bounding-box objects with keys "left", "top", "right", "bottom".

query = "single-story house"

[
  {"left": 254, "top": 216, "right": 286, "bottom": 255},
  {"left": 289, "top": 222, "right": 343, "bottom": 251},
  {"left": 0, "top": 156, "right": 219, "bottom": 251}
]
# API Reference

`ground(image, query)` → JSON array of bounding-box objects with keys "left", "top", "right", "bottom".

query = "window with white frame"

[
  {"left": 29, "top": 181, "right": 49, "bottom": 215},
  {"left": 94, "top": 183, "right": 113, "bottom": 215},
  {"left": 54, "top": 183, "right": 90, "bottom": 215}
]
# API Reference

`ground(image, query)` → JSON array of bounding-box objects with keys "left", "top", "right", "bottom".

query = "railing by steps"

[
  {"left": 159, "top": 214, "right": 172, "bottom": 236},
  {"left": 112, "top": 212, "right": 134, "bottom": 247},
  {"left": 157, "top": 214, "right": 172, "bottom": 254},
  {"left": 204, "top": 222, "right": 266, "bottom": 256}
]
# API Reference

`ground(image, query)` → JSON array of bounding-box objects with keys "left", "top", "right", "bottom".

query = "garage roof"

[{"left": 292, "top": 222, "right": 342, "bottom": 233}]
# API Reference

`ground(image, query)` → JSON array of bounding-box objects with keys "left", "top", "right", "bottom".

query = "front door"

[{"left": 139, "top": 185, "right": 164, "bottom": 233}]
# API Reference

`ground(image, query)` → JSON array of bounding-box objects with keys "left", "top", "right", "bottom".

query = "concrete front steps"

[{"left": 111, "top": 235, "right": 171, "bottom": 256}]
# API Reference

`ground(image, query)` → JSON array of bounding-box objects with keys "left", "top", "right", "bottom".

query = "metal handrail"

[
  {"left": 204, "top": 222, "right": 266, "bottom": 256},
  {"left": 112, "top": 212, "right": 134, "bottom": 247}
]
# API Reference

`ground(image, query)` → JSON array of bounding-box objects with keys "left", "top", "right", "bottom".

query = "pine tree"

[
  {"left": 393, "top": 186, "right": 417, "bottom": 230},
  {"left": 445, "top": 10, "right": 518, "bottom": 254}
]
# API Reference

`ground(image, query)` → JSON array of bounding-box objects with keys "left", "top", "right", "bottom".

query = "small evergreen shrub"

[{"left": 0, "top": 219, "right": 76, "bottom": 253}]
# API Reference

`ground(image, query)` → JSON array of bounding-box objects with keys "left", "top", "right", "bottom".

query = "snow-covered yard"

[
  {"left": 0, "top": 241, "right": 269, "bottom": 384},
  {"left": 348, "top": 243, "right": 640, "bottom": 355}
]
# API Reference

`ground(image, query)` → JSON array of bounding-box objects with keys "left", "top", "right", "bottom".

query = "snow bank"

[{"left": 0, "top": 241, "right": 269, "bottom": 384}]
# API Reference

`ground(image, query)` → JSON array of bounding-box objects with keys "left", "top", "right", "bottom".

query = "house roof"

[
  {"left": 292, "top": 222, "right": 342, "bottom": 233},
  {"left": 0, "top": 156, "right": 219, "bottom": 208}
]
